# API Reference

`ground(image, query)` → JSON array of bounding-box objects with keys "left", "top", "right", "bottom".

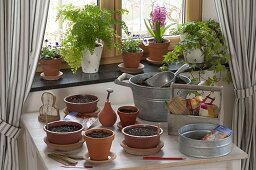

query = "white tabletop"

[{"left": 21, "top": 105, "right": 247, "bottom": 170}]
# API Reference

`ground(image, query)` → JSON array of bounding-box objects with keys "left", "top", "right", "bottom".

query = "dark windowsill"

[{"left": 31, "top": 60, "right": 178, "bottom": 92}]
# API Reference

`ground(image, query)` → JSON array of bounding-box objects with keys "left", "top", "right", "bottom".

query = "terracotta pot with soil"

[
  {"left": 64, "top": 94, "right": 99, "bottom": 113},
  {"left": 122, "top": 124, "right": 163, "bottom": 149},
  {"left": 122, "top": 50, "right": 143, "bottom": 68},
  {"left": 117, "top": 106, "right": 139, "bottom": 127},
  {"left": 148, "top": 39, "right": 170, "bottom": 62},
  {"left": 40, "top": 58, "right": 62, "bottom": 76},
  {"left": 83, "top": 128, "right": 115, "bottom": 161},
  {"left": 44, "top": 120, "right": 83, "bottom": 145}
]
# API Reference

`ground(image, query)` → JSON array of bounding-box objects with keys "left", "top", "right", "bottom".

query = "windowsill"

[{"left": 31, "top": 60, "right": 169, "bottom": 92}]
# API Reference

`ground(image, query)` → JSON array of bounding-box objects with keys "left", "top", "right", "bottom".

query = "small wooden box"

[{"left": 168, "top": 84, "right": 224, "bottom": 135}]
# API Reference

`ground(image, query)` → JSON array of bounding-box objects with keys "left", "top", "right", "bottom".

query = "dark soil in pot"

[
  {"left": 118, "top": 108, "right": 137, "bottom": 113},
  {"left": 68, "top": 95, "right": 97, "bottom": 103},
  {"left": 86, "top": 131, "right": 112, "bottom": 138},
  {"left": 48, "top": 125, "right": 81, "bottom": 132},
  {"left": 125, "top": 127, "right": 157, "bottom": 136}
]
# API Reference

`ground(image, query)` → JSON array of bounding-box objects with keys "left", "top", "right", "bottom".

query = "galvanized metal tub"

[
  {"left": 178, "top": 123, "right": 232, "bottom": 158},
  {"left": 114, "top": 73, "right": 191, "bottom": 122}
]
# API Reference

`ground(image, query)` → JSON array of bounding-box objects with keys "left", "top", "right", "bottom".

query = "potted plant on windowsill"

[
  {"left": 144, "top": 5, "right": 173, "bottom": 63},
  {"left": 121, "top": 28, "right": 143, "bottom": 68},
  {"left": 58, "top": 4, "right": 126, "bottom": 73},
  {"left": 163, "top": 20, "right": 230, "bottom": 85},
  {"left": 40, "top": 40, "right": 62, "bottom": 80}
]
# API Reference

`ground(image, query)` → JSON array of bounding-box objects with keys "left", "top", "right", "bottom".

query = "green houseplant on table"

[
  {"left": 163, "top": 20, "right": 230, "bottom": 85},
  {"left": 121, "top": 28, "right": 143, "bottom": 68},
  {"left": 144, "top": 5, "right": 172, "bottom": 63},
  {"left": 58, "top": 4, "right": 125, "bottom": 73},
  {"left": 40, "top": 41, "right": 62, "bottom": 80}
]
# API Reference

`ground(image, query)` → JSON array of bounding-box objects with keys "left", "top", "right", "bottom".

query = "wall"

[{"left": 202, "top": 0, "right": 218, "bottom": 21}]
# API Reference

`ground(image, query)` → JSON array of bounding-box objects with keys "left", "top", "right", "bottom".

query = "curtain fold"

[
  {"left": 215, "top": 0, "right": 256, "bottom": 169},
  {"left": 0, "top": 0, "right": 49, "bottom": 169}
]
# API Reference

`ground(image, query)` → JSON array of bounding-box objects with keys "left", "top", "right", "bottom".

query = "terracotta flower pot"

[
  {"left": 44, "top": 120, "right": 83, "bottom": 145},
  {"left": 122, "top": 124, "right": 163, "bottom": 149},
  {"left": 117, "top": 106, "right": 139, "bottom": 127},
  {"left": 122, "top": 50, "right": 143, "bottom": 68},
  {"left": 40, "top": 58, "right": 62, "bottom": 76},
  {"left": 64, "top": 94, "right": 99, "bottom": 113},
  {"left": 83, "top": 128, "right": 115, "bottom": 161},
  {"left": 148, "top": 39, "right": 170, "bottom": 62}
]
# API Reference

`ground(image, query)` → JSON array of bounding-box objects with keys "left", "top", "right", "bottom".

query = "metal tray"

[{"left": 178, "top": 123, "right": 232, "bottom": 158}]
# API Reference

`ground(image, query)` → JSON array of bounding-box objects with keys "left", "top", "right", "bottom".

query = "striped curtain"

[
  {"left": 215, "top": 0, "right": 256, "bottom": 170},
  {"left": 0, "top": 0, "right": 49, "bottom": 169}
]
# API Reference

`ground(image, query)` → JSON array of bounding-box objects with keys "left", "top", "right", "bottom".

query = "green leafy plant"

[
  {"left": 163, "top": 20, "right": 231, "bottom": 85},
  {"left": 121, "top": 28, "right": 142, "bottom": 53},
  {"left": 57, "top": 4, "right": 126, "bottom": 72},
  {"left": 40, "top": 41, "right": 61, "bottom": 59}
]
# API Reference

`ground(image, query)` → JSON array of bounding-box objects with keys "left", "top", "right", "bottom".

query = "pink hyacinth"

[{"left": 151, "top": 5, "right": 167, "bottom": 30}]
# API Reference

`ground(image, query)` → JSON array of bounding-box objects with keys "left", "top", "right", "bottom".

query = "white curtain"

[
  {"left": 0, "top": 0, "right": 49, "bottom": 169},
  {"left": 215, "top": 0, "right": 256, "bottom": 170}
]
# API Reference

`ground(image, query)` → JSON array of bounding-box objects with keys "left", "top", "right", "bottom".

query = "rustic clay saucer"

[
  {"left": 44, "top": 137, "right": 84, "bottom": 151},
  {"left": 83, "top": 152, "right": 116, "bottom": 164},
  {"left": 146, "top": 57, "right": 163, "bottom": 65},
  {"left": 64, "top": 107, "right": 100, "bottom": 117},
  {"left": 40, "top": 71, "right": 63, "bottom": 80},
  {"left": 118, "top": 63, "right": 144, "bottom": 74},
  {"left": 117, "top": 121, "right": 140, "bottom": 131},
  {"left": 120, "top": 140, "right": 164, "bottom": 156}
]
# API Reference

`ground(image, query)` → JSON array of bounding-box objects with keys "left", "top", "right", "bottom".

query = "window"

[
  {"left": 44, "top": 0, "right": 97, "bottom": 44},
  {"left": 122, "top": 0, "right": 184, "bottom": 38}
]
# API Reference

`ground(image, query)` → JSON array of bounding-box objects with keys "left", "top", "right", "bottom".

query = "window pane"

[
  {"left": 44, "top": 0, "right": 97, "bottom": 44},
  {"left": 122, "top": 0, "right": 184, "bottom": 38}
]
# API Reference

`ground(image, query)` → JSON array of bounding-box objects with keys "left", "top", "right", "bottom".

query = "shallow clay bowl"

[
  {"left": 122, "top": 124, "right": 163, "bottom": 149},
  {"left": 44, "top": 120, "right": 83, "bottom": 145},
  {"left": 64, "top": 94, "right": 99, "bottom": 113}
]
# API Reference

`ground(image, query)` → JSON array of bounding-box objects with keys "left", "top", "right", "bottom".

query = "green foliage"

[
  {"left": 58, "top": 4, "right": 127, "bottom": 72},
  {"left": 121, "top": 27, "right": 142, "bottom": 53},
  {"left": 164, "top": 19, "right": 231, "bottom": 84},
  {"left": 40, "top": 46, "right": 60, "bottom": 59}
]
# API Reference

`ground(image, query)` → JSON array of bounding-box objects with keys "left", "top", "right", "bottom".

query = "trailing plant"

[
  {"left": 40, "top": 40, "right": 61, "bottom": 59},
  {"left": 57, "top": 4, "right": 127, "bottom": 72},
  {"left": 163, "top": 20, "right": 231, "bottom": 85}
]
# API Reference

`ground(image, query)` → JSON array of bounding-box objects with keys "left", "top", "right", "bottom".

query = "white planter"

[
  {"left": 184, "top": 48, "right": 204, "bottom": 64},
  {"left": 81, "top": 44, "right": 103, "bottom": 73}
]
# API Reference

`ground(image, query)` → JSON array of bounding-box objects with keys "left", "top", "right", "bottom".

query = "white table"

[{"left": 20, "top": 106, "right": 247, "bottom": 170}]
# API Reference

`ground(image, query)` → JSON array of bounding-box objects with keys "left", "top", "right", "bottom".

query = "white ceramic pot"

[{"left": 81, "top": 43, "right": 103, "bottom": 73}]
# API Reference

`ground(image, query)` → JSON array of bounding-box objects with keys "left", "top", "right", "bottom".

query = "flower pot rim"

[
  {"left": 44, "top": 120, "right": 83, "bottom": 134},
  {"left": 123, "top": 49, "right": 144, "bottom": 54},
  {"left": 148, "top": 39, "right": 170, "bottom": 44},
  {"left": 122, "top": 124, "right": 163, "bottom": 138},
  {"left": 83, "top": 128, "right": 115, "bottom": 140},
  {"left": 117, "top": 105, "right": 139, "bottom": 115},
  {"left": 64, "top": 94, "right": 99, "bottom": 105}
]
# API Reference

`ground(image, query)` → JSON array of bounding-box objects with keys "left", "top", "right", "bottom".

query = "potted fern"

[{"left": 58, "top": 4, "right": 125, "bottom": 73}]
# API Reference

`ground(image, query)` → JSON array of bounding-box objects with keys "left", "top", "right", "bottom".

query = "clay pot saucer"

[
  {"left": 118, "top": 63, "right": 144, "bottom": 74},
  {"left": 117, "top": 121, "right": 140, "bottom": 131},
  {"left": 40, "top": 71, "right": 63, "bottom": 80},
  {"left": 146, "top": 58, "right": 163, "bottom": 65},
  {"left": 120, "top": 140, "right": 164, "bottom": 156},
  {"left": 63, "top": 107, "right": 100, "bottom": 117},
  {"left": 83, "top": 152, "right": 116, "bottom": 164},
  {"left": 44, "top": 136, "right": 83, "bottom": 151}
]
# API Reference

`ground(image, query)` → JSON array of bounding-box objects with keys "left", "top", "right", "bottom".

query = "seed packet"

[
  {"left": 201, "top": 125, "right": 232, "bottom": 141},
  {"left": 64, "top": 112, "right": 97, "bottom": 130}
]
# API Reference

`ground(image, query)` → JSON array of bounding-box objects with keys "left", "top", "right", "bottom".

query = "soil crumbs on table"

[
  {"left": 86, "top": 131, "right": 112, "bottom": 138},
  {"left": 125, "top": 127, "right": 157, "bottom": 136},
  {"left": 68, "top": 95, "right": 96, "bottom": 103},
  {"left": 49, "top": 125, "right": 81, "bottom": 132}
]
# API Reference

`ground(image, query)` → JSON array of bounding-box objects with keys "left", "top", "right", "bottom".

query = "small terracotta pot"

[
  {"left": 83, "top": 128, "right": 115, "bottom": 161},
  {"left": 64, "top": 94, "right": 99, "bottom": 113},
  {"left": 148, "top": 39, "right": 170, "bottom": 62},
  {"left": 44, "top": 120, "right": 83, "bottom": 145},
  {"left": 122, "top": 50, "right": 143, "bottom": 68},
  {"left": 122, "top": 124, "right": 163, "bottom": 149},
  {"left": 117, "top": 106, "right": 139, "bottom": 127},
  {"left": 40, "top": 58, "right": 62, "bottom": 76}
]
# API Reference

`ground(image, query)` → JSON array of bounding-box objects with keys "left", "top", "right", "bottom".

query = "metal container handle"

[{"left": 114, "top": 73, "right": 133, "bottom": 87}]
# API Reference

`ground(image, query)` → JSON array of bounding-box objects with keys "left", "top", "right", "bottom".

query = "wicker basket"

[{"left": 168, "top": 84, "right": 224, "bottom": 135}]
